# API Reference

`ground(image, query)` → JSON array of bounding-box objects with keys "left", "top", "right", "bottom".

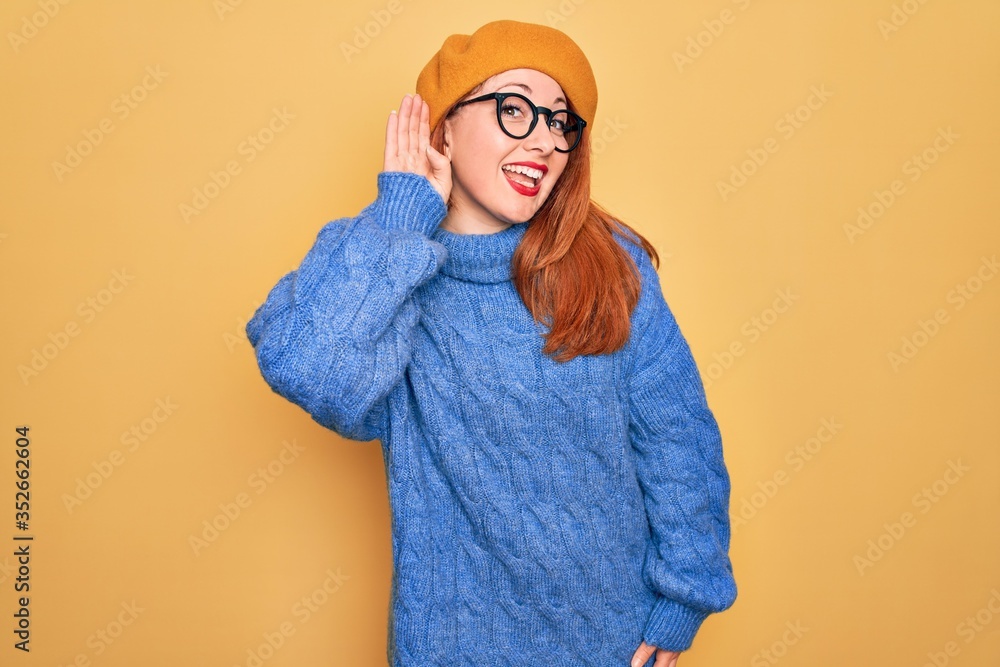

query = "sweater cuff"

[
  {"left": 642, "top": 595, "right": 711, "bottom": 652},
  {"left": 370, "top": 171, "right": 447, "bottom": 235}
]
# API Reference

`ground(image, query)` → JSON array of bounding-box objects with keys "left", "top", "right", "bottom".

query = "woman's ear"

[{"left": 441, "top": 119, "right": 453, "bottom": 161}]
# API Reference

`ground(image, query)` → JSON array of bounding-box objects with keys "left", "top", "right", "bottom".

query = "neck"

[
  {"left": 440, "top": 187, "right": 516, "bottom": 235},
  {"left": 429, "top": 219, "right": 528, "bottom": 284},
  {"left": 440, "top": 209, "right": 513, "bottom": 236}
]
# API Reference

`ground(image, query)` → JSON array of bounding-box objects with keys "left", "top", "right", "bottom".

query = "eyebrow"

[{"left": 494, "top": 81, "right": 567, "bottom": 107}]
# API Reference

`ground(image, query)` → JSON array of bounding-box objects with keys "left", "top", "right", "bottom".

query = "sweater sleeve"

[
  {"left": 624, "top": 241, "right": 738, "bottom": 652},
  {"left": 245, "top": 171, "right": 448, "bottom": 442}
]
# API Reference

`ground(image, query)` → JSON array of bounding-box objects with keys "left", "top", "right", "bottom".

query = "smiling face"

[{"left": 439, "top": 68, "right": 572, "bottom": 234}]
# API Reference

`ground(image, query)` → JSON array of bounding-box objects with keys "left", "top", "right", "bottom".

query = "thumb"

[{"left": 425, "top": 144, "right": 447, "bottom": 168}]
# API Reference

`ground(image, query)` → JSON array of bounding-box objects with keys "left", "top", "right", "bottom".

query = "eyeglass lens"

[{"left": 499, "top": 95, "right": 581, "bottom": 150}]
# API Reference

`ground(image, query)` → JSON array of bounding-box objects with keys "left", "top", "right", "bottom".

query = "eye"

[{"left": 500, "top": 103, "right": 523, "bottom": 118}]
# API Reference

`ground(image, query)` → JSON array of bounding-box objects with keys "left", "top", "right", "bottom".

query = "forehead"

[{"left": 482, "top": 68, "right": 567, "bottom": 106}]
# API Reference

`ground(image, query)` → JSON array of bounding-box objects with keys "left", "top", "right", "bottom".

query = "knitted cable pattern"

[{"left": 246, "top": 171, "right": 737, "bottom": 666}]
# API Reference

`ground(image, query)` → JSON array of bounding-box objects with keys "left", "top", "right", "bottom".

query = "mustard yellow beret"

[{"left": 415, "top": 19, "right": 598, "bottom": 136}]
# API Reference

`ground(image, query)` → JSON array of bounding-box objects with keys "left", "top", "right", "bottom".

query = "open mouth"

[
  {"left": 501, "top": 163, "right": 546, "bottom": 195},
  {"left": 502, "top": 165, "right": 542, "bottom": 187}
]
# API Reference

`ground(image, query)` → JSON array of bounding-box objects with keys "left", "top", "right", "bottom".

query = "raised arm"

[
  {"left": 246, "top": 93, "right": 454, "bottom": 441},
  {"left": 246, "top": 171, "right": 447, "bottom": 441}
]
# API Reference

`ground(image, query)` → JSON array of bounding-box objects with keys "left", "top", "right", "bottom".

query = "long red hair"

[{"left": 430, "top": 83, "right": 660, "bottom": 363}]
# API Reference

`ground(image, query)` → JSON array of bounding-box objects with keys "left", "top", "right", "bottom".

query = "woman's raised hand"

[{"left": 383, "top": 93, "right": 452, "bottom": 204}]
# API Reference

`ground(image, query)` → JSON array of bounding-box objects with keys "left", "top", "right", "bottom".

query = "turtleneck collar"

[{"left": 430, "top": 221, "right": 528, "bottom": 283}]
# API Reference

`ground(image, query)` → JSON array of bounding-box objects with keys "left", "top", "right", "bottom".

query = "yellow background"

[{"left": 2, "top": 0, "right": 999, "bottom": 665}]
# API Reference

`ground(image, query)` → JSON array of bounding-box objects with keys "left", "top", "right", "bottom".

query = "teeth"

[{"left": 502, "top": 164, "right": 543, "bottom": 181}]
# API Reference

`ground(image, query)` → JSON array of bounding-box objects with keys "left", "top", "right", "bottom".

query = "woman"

[{"left": 246, "top": 19, "right": 737, "bottom": 667}]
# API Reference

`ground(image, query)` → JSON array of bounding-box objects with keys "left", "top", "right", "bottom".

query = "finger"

[
  {"left": 385, "top": 108, "right": 398, "bottom": 168},
  {"left": 397, "top": 94, "right": 412, "bottom": 154},
  {"left": 654, "top": 650, "right": 679, "bottom": 667},
  {"left": 408, "top": 93, "right": 420, "bottom": 155},
  {"left": 631, "top": 644, "right": 653, "bottom": 667},
  {"left": 418, "top": 98, "right": 430, "bottom": 157}
]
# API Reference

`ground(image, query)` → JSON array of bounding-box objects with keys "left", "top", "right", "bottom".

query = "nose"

[{"left": 522, "top": 114, "right": 558, "bottom": 153}]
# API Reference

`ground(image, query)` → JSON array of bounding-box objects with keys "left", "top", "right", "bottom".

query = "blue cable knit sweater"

[{"left": 246, "top": 171, "right": 737, "bottom": 666}]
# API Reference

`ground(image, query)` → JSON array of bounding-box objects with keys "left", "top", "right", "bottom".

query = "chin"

[
  {"left": 498, "top": 206, "right": 539, "bottom": 225},
  {"left": 503, "top": 196, "right": 549, "bottom": 224}
]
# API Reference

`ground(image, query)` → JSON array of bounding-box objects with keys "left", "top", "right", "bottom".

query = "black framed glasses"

[{"left": 450, "top": 92, "right": 587, "bottom": 153}]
